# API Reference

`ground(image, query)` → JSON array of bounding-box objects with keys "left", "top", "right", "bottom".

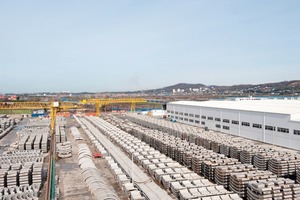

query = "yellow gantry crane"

[
  {"left": 0, "top": 101, "right": 80, "bottom": 134},
  {"left": 81, "top": 98, "right": 147, "bottom": 116},
  {"left": 0, "top": 101, "right": 81, "bottom": 200}
]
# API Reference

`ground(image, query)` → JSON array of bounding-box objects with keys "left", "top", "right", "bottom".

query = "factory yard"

[{"left": 0, "top": 111, "right": 300, "bottom": 200}]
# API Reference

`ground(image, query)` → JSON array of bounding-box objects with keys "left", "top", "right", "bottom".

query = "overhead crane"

[
  {"left": 0, "top": 98, "right": 147, "bottom": 199},
  {"left": 0, "top": 101, "right": 81, "bottom": 200},
  {"left": 81, "top": 98, "right": 147, "bottom": 116}
]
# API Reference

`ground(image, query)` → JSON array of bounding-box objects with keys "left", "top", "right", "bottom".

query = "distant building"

[{"left": 167, "top": 100, "right": 300, "bottom": 150}]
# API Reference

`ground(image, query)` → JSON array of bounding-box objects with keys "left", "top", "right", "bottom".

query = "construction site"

[{"left": 0, "top": 98, "right": 300, "bottom": 200}]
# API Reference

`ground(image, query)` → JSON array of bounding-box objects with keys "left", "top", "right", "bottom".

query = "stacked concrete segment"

[
  {"left": 123, "top": 113, "right": 299, "bottom": 169},
  {"left": 0, "top": 184, "right": 40, "bottom": 200},
  {"left": 297, "top": 167, "right": 300, "bottom": 184},
  {"left": 56, "top": 141, "right": 72, "bottom": 158},
  {"left": 84, "top": 116, "right": 240, "bottom": 200},
  {"left": 247, "top": 178, "right": 300, "bottom": 200},
  {"left": 229, "top": 170, "right": 277, "bottom": 199},
  {"left": 76, "top": 141, "right": 118, "bottom": 200}
]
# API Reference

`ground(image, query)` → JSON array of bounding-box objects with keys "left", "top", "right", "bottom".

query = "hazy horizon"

[{"left": 1, "top": 1, "right": 300, "bottom": 93}]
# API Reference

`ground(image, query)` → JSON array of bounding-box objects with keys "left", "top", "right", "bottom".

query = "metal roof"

[{"left": 168, "top": 100, "right": 300, "bottom": 115}]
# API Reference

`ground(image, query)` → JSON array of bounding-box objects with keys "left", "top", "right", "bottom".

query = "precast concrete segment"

[
  {"left": 77, "top": 117, "right": 174, "bottom": 200},
  {"left": 122, "top": 113, "right": 300, "bottom": 172},
  {"left": 76, "top": 140, "right": 118, "bottom": 200}
]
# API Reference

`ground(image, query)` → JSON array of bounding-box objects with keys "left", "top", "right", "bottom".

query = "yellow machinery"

[
  {"left": 0, "top": 101, "right": 80, "bottom": 200},
  {"left": 81, "top": 98, "right": 147, "bottom": 116},
  {"left": 0, "top": 98, "right": 147, "bottom": 199}
]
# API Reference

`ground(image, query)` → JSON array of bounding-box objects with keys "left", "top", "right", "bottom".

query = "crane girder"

[{"left": 80, "top": 98, "right": 147, "bottom": 116}]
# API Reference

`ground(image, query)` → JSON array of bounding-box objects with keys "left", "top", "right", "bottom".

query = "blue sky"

[{"left": 0, "top": 1, "right": 299, "bottom": 93}]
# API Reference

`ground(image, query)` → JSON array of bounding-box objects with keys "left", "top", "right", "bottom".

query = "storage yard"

[{"left": 0, "top": 99, "right": 299, "bottom": 200}]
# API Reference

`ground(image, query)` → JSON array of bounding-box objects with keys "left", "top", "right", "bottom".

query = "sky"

[{"left": 0, "top": 1, "right": 300, "bottom": 93}]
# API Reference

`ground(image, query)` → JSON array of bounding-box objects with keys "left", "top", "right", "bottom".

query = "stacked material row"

[
  {"left": 0, "top": 116, "right": 19, "bottom": 139},
  {"left": 0, "top": 150, "right": 44, "bottom": 165},
  {"left": 18, "top": 127, "right": 49, "bottom": 153},
  {"left": 214, "top": 164, "right": 255, "bottom": 189},
  {"left": 268, "top": 153, "right": 300, "bottom": 177},
  {"left": 108, "top": 116, "right": 242, "bottom": 183},
  {"left": 70, "top": 126, "right": 83, "bottom": 140},
  {"left": 108, "top": 115, "right": 300, "bottom": 198},
  {"left": 55, "top": 124, "right": 66, "bottom": 143},
  {"left": 297, "top": 167, "right": 300, "bottom": 184},
  {"left": 0, "top": 150, "right": 43, "bottom": 188},
  {"left": 24, "top": 118, "right": 50, "bottom": 128},
  {"left": 0, "top": 163, "right": 42, "bottom": 188},
  {"left": 122, "top": 113, "right": 300, "bottom": 178},
  {"left": 86, "top": 116, "right": 241, "bottom": 200},
  {"left": 229, "top": 170, "right": 277, "bottom": 199},
  {"left": 77, "top": 142, "right": 119, "bottom": 200},
  {"left": 0, "top": 184, "right": 40, "bottom": 200},
  {"left": 108, "top": 115, "right": 298, "bottom": 199},
  {"left": 56, "top": 141, "right": 72, "bottom": 158},
  {"left": 247, "top": 178, "right": 300, "bottom": 200},
  {"left": 106, "top": 156, "right": 145, "bottom": 200},
  {"left": 75, "top": 116, "right": 146, "bottom": 200},
  {"left": 74, "top": 117, "right": 107, "bottom": 157}
]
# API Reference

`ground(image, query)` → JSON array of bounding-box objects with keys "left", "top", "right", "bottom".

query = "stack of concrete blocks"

[
  {"left": 297, "top": 167, "right": 300, "bottom": 184},
  {"left": 19, "top": 167, "right": 31, "bottom": 186},
  {"left": 229, "top": 170, "right": 277, "bottom": 199},
  {"left": 0, "top": 184, "right": 40, "bottom": 200},
  {"left": 60, "top": 126, "right": 66, "bottom": 143},
  {"left": 34, "top": 135, "right": 42, "bottom": 151},
  {"left": 32, "top": 163, "right": 43, "bottom": 186},
  {"left": 0, "top": 169, "right": 7, "bottom": 188},
  {"left": 247, "top": 178, "right": 300, "bottom": 200},
  {"left": 80, "top": 116, "right": 240, "bottom": 200},
  {"left": 214, "top": 164, "right": 255, "bottom": 189},
  {"left": 56, "top": 141, "right": 72, "bottom": 158},
  {"left": 55, "top": 124, "right": 60, "bottom": 143},
  {"left": 26, "top": 135, "right": 35, "bottom": 150},
  {"left": 269, "top": 153, "right": 300, "bottom": 177},
  {"left": 41, "top": 133, "right": 49, "bottom": 153},
  {"left": 6, "top": 170, "right": 18, "bottom": 188},
  {"left": 105, "top": 156, "right": 142, "bottom": 200}
]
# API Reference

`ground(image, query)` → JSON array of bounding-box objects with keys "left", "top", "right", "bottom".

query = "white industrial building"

[{"left": 167, "top": 100, "right": 300, "bottom": 151}]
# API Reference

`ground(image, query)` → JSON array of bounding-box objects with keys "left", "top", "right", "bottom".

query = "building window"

[
  {"left": 175, "top": 112, "right": 178, "bottom": 114},
  {"left": 201, "top": 121, "right": 205, "bottom": 125},
  {"left": 175, "top": 116, "right": 178, "bottom": 119},
  {"left": 215, "top": 118, "right": 221, "bottom": 122},
  {"left": 253, "top": 123, "right": 262, "bottom": 129},
  {"left": 242, "top": 122, "right": 250, "bottom": 127},
  {"left": 215, "top": 124, "right": 221, "bottom": 128},
  {"left": 195, "top": 114, "right": 200, "bottom": 118},
  {"left": 189, "top": 114, "right": 194, "bottom": 117},
  {"left": 277, "top": 127, "right": 289, "bottom": 133},
  {"left": 171, "top": 116, "right": 174, "bottom": 118},
  {"left": 184, "top": 113, "right": 188, "bottom": 116},
  {"left": 294, "top": 130, "right": 300, "bottom": 135},
  {"left": 201, "top": 115, "right": 206, "bottom": 119},
  {"left": 189, "top": 119, "right": 194, "bottom": 123},
  {"left": 167, "top": 110, "right": 170, "bottom": 113},
  {"left": 195, "top": 120, "right": 200, "bottom": 124},
  {"left": 179, "top": 117, "right": 183, "bottom": 120},
  {"left": 184, "top": 118, "right": 188, "bottom": 121},
  {"left": 208, "top": 117, "right": 213, "bottom": 120},
  {"left": 232, "top": 120, "right": 239, "bottom": 125},
  {"left": 171, "top": 111, "right": 174, "bottom": 114},
  {"left": 179, "top": 112, "right": 183, "bottom": 115},
  {"left": 223, "top": 119, "right": 230, "bottom": 123},
  {"left": 223, "top": 126, "right": 230, "bottom": 130},
  {"left": 265, "top": 125, "right": 275, "bottom": 131}
]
